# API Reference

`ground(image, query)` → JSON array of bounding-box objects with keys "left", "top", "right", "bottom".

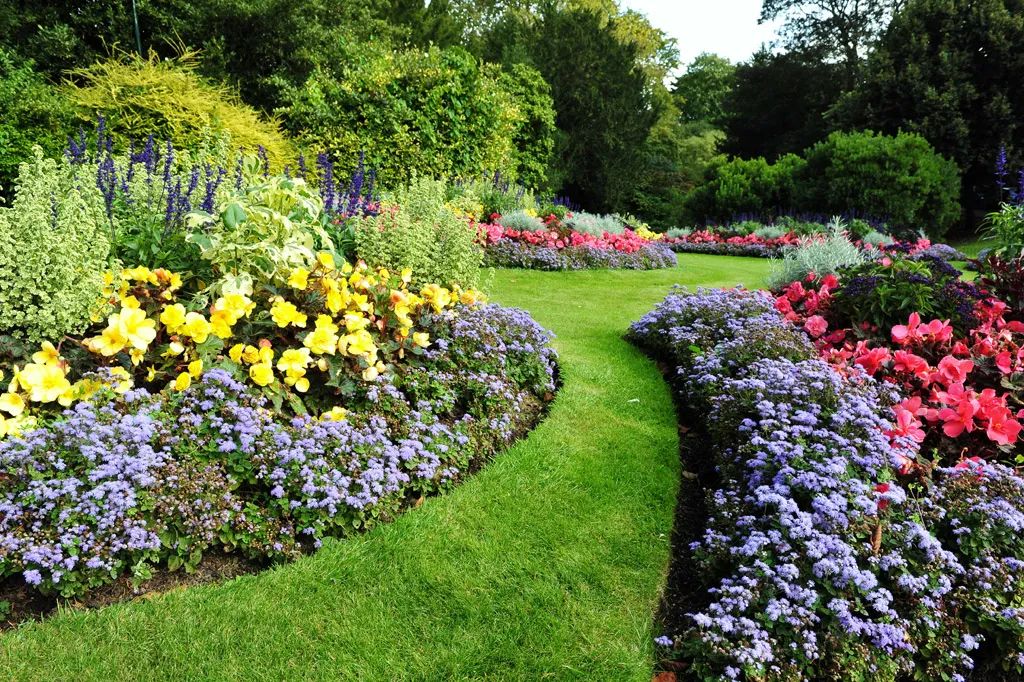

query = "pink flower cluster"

[
  {"left": 669, "top": 229, "right": 803, "bottom": 248},
  {"left": 774, "top": 275, "right": 1024, "bottom": 459},
  {"left": 479, "top": 223, "right": 654, "bottom": 254}
]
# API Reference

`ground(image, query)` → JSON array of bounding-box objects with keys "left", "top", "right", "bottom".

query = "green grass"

[
  {"left": 952, "top": 236, "right": 992, "bottom": 259},
  {"left": 1, "top": 255, "right": 770, "bottom": 681}
]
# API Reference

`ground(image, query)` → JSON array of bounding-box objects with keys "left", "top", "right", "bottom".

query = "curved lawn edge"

[{"left": 0, "top": 259, "right": 772, "bottom": 681}]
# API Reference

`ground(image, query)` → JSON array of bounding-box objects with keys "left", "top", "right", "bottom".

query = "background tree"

[
  {"left": 672, "top": 53, "right": 735, "bottom": 125},
  {"left": 721, "top": 48, "right": 844, "bottom": 160},
  {"left": 760, "top": 0, "right": 904, "bottom": 86},
  {"left": 839, "top": 0, "right": 1024, "bottom": 223}
]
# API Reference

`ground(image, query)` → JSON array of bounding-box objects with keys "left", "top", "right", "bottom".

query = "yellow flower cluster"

[
  {"left": 634, "top": 225, "right": 663, "bottom": 241},
  {"left": 0, "top": 257, "right": 486, "bottom": 438}
]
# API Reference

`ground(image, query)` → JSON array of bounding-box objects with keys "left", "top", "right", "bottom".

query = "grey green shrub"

[
  {"left": 767, "top": 219, "right": 864, "bottom": 288},
  {"left": 0, "top": 148, "right": 111, "bottom": 343},
  {"left": 498, "top": 210, "right": 545, "bottom": 232},
  {"left": 565, "top": 211, "right": 626, "bottom": 236}
]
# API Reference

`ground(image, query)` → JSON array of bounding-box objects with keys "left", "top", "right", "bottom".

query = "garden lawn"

[{"left": 1, "top": 254, "right": 769, "bottom": 682}]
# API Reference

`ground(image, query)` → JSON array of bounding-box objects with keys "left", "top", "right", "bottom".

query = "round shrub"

[
  {"left": 796, "top": 130, "right": 961, "bottom": 239},
  {"left": 684, "top": 153, "right": 805, "bottom": 223},
  {"left": 64, "top": 51, "right": 295, "bottom": 168},
  {"left": 0, "top": 149, "right": 110, "bottom": 344}
]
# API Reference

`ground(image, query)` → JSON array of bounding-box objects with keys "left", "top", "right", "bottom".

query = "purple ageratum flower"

[{"left": 629, "top": 287, "right": 1024, "bottom": 679}]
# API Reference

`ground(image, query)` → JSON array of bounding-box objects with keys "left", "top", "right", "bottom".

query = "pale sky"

[{"left": 619, "top": 0, "right": 783, "bottom": 71}]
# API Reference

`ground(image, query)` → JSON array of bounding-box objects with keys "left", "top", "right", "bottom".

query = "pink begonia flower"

[{"left": 803, "top": 315, "right": 828, "bottom": 338}]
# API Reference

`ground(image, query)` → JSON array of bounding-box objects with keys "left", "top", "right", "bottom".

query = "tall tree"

[
  {"left": 533, "top": 4, "right": 661, "bottom": 211},
  {"left": 839, "top": 0, "right": 1024, "bottom": 221},
  {"left": 721, "top": 48, "right": 844, "bottom": 160},
  {"left": 760, "top": 0, "right": 903, "bottom": 85},
  {"left": 672, "top": 53, "right": 735, "bottom": 125}
]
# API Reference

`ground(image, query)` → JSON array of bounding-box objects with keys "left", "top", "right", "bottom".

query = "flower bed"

[
  {"left": 666, "top": 229, "right": 967, "bottom": 261},
  {"left": 0, "top": 259, "right": 557, "bottom": 613},
  {"left": 630, "top": 287, "right": 1024, "bottom": 681},
  {"left": 478, "top": 220, "right": 677, "bottom": 270}
]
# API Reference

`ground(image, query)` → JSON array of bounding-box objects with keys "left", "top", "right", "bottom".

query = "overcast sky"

[{"left": 619, "top": 0, "right": 783, "bottom": 71}]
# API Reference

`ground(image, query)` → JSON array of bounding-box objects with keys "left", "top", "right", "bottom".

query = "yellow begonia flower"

[
  {"left": 291, "top": 376, "right": 310, "bottom": 393},
  {"left": 460, "top": 289, "right": 483, "bottom": 306},
  {"left": 229, "top": 344, "right": 245, "bottom": 363},
  {"left": 401, "top": 268, "right": 412, "bottom": 284},
  {"left": 173, "top": 372, "right": 192, "bottom": 392},
  {"left": 342, "top": 329, "right": 377, "bottom": 358},
  {"left": 121, "top": 295, "right": 141, "bottom": 309},
  {"left": 270, "top": 299, "right": 308, "bottom": 328},
  {"left": 349, "top": 293, "right": 371, "bottom": 312},
  {"left": 181, "top": 312, "right": 212, "bottom": 344},
  {"left": 317, "top": 252, "right": 336, "bottom": 270},
  {"left": 241, "top": 345, "right": 261, "bottom": 364},
  {"left": 146, "top": 367, "right": 157, "bottom": 382},
  {"left": 32, "top": 341, "right": 61, "bottom": 366},
  {"left": 344, "top": 313, "right": 370, "bottom": 333},
  {"left": 303, "top": 316, "right": 339, "bottom": 356},
  {"left": 129, "top": 348, "right": 146, "bottom": 366},
  {"left": 166, "top": 341, "right": 185, "bottom": 357},
  {"left": 118, "top": 308, "right": 158, "bottom": 350},
  {"left": 421, "top": 284, "right": 452, "bottom": 312},
  {"left": 19, "top": 362, "right": 72, "bottom": 403},
  {"left": 249, "top": 363, "right": 275, "bottom": 386},
  {"left": 258, "top": 344, "right": 274, "bottom": 365},
  {"left": 277, "top": 348, "right": 312, "bottom": 375},
  {"left": 288, "top": 268, "right": 310, "bottom": 290},
  {"left": 412, "top": 332, "right": 430, "bottom": 348},
  {"left": 362, "top": 361, "right": 386, "bottom": 382},
  {"left": 188, "top": 359, "right": 203, "bottom": 378},
  {"left": 0, "top": 392, "right": 26, "bottom": 416},
  {"left": 323, "top": 406, "right": 347, "bottom": 421}
]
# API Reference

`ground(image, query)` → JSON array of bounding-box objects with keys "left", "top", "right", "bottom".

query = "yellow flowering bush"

[
  {"left": 634, "top": 225, "right": 663, "bottom": 241},
  {"left": 0, "top": 256, "right": 484, "bottom": 438}
]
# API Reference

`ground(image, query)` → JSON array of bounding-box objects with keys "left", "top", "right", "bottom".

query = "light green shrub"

[
  {"left": 0, "top": 148, "right": 111, "bottom": 343},
  {"left": 185, "top": 156, "right": 334, "bottom": 296},
  {"left": 64, "top": 51, "right": 296, "bottom": 169},
  {"left": 767, "top": 219, "right": 865, "bottom": 288},
  {"left": 355, "top": 177, "right": 482, "bottom": 288},
  {"left": 666, "top": 227, "right": 693, "bottom": 238},
  {"left": 861, "top": 229, "right": 895, "bottom": 247}
]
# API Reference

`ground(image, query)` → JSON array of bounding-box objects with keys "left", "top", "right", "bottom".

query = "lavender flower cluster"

[
  {"left": 629, "top": 288, "right": 1024, "bottom": 681},
  {"left": 483, "top": 239, "right": 677, "bottom": 271},
  {"left": 0, "top": 305, "right": 557, "bottom": 600}
]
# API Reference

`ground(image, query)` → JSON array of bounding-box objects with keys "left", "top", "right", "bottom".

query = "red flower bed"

[
  {"left": 478, "top": 217, "right": 654, "bottom": 254},
  {"left": 775, "top": 272, "right": 1024, "bottom": 466}
]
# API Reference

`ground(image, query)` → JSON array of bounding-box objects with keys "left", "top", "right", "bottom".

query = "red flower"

[
  {"left": 892, "top": 350, "right": 930, "bottom": 379},
  {"left": 875, "top": 483, "right": 891, "bottom": 511},
  {"left": 996, "top": 351, "right": 1014, "bottom": 375},
  {"left": 854, "top": 346, "right": 891, "bottom": 375},
  {"left": 936, "top": 356, "right": 974, "bottom": 385}
]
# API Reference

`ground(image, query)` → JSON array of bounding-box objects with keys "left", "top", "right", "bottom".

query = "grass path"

[{"left": 1, "top": 255, "right": 769, "bottom": 681}]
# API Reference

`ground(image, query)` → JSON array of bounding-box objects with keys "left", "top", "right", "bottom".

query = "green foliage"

[
  {"left": 64, "top": 52, "right": 296, "bottom": 169},
  {"left": 840, "top": 0, "right": 1024, "bottom": 216},
  {"left": 353, "top": 177, "right": 483, "bottom": 288},
  {"left": 565, "top": 212, "right": 626, "bottom": 236},
  {"left": 0, "top": 50, "right": 75, "bottom": 198},
  {"left": 494, "top": 63, "right": 558, "bottom": 189},
  {"left": 830, "top": 256, "right": 981, "bottom": 333},
  {"left": 279, "top": 44, "right": 552, "bottom": 191},
  {"left": 498, "top": 210, "right": 545, "bottom": 232},
  {"left": 0, "top": 148, "right": 110, "bottom": 343},
  {"left": 186, "top": 158, "right": 334, "bottom": 296},
  {"left": 982, "top": 202, "right": 1024, "bottom": 259},
  {"left": 767, "top": 220, "right": 865, "bottom": 288},
  {"left": 721, "top": 48, "right": 845, "bottom": 161},
  {"left": 672, "top": 53, "right": 735, "bottom": 125},
  {"left": 684, "top": 154, "right": 806, "bottom": 223},
  {"left": 797, "top": 130, "right": 961, "bottom": 239}
]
